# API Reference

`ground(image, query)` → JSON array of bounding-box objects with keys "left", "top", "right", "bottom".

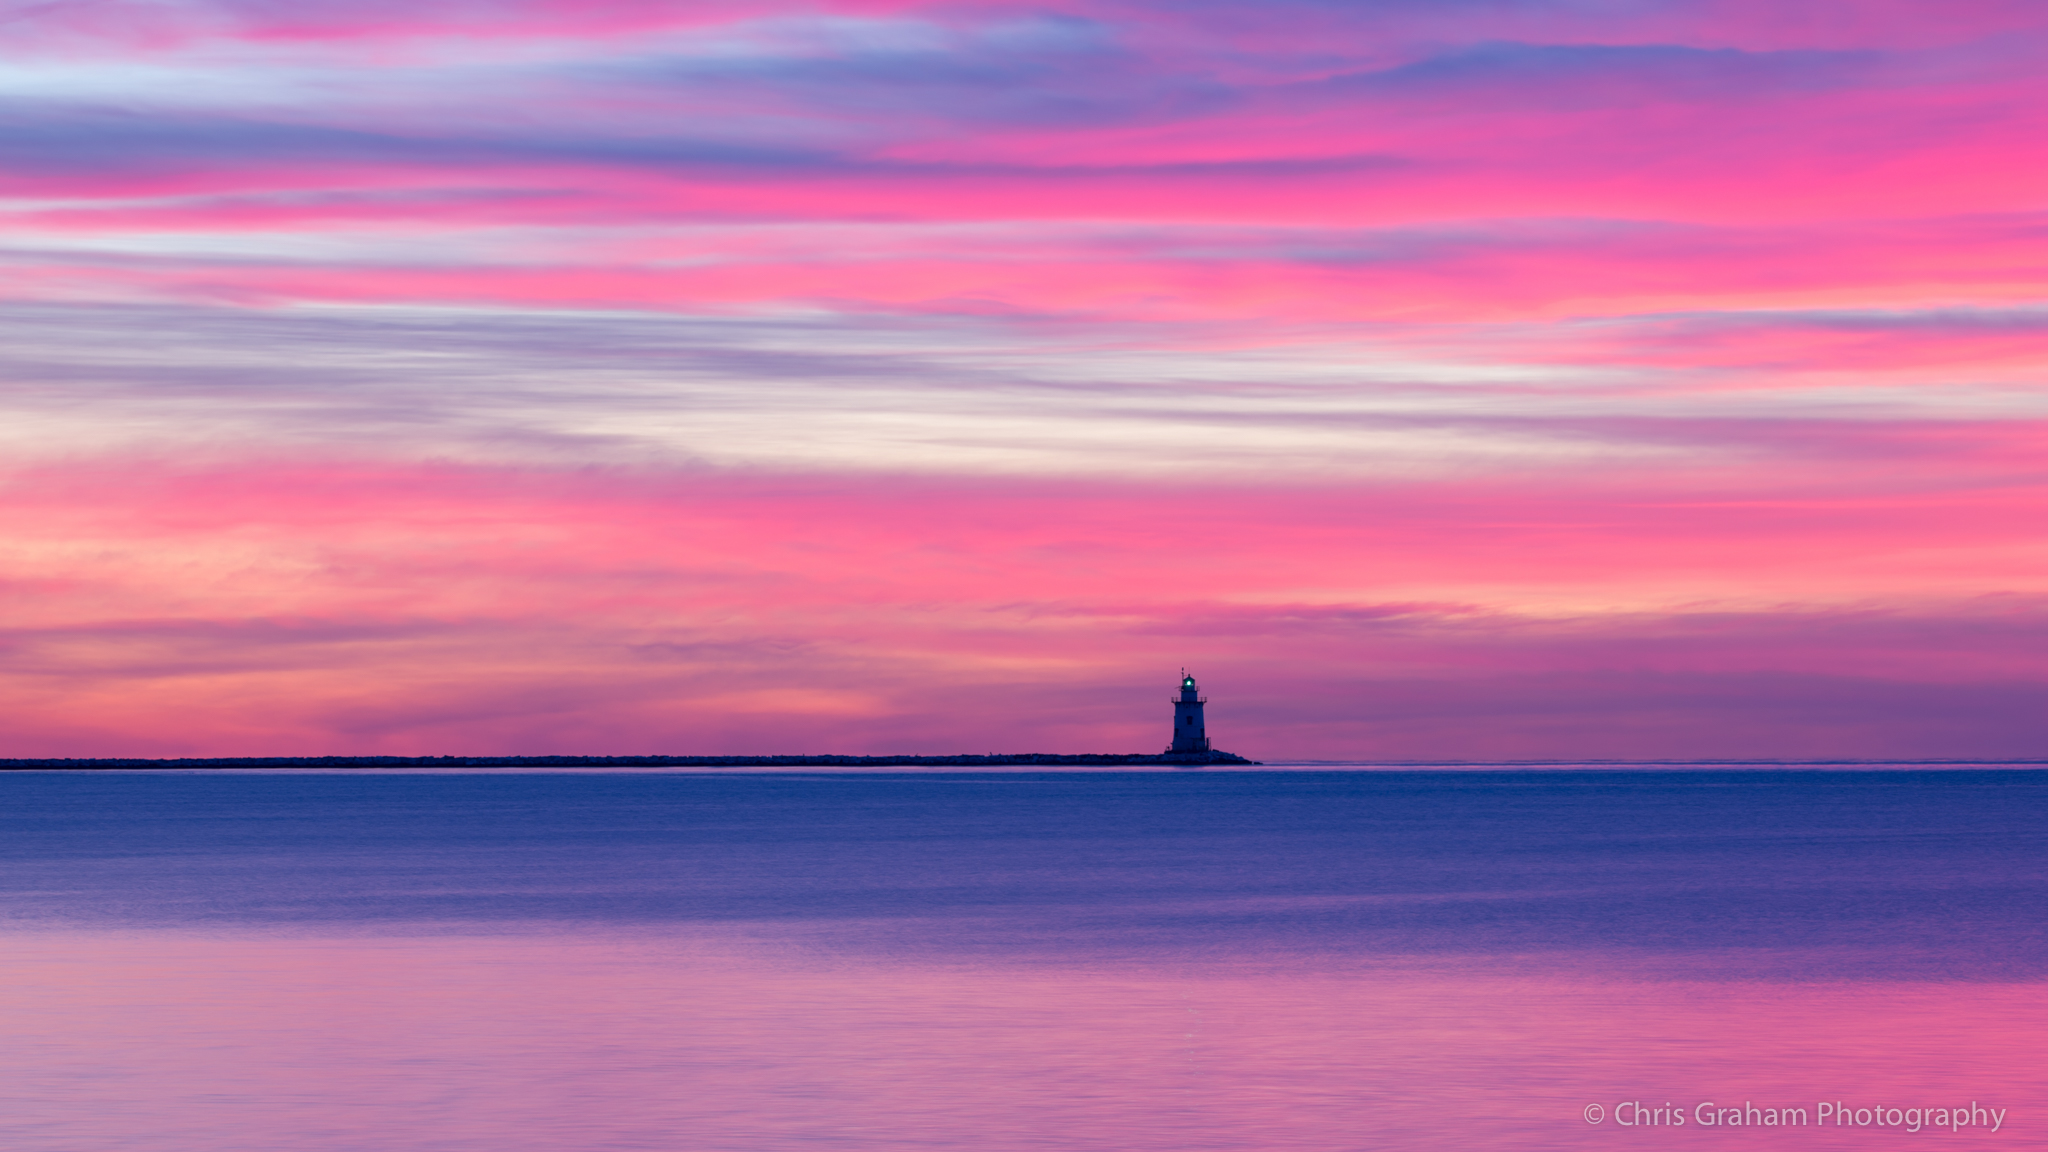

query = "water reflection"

[{"left": 2, "top": 930, "right": 2039, "bottom": 1151}]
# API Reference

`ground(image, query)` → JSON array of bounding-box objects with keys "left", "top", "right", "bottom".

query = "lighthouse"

[{"left": 1168, "top": 671, "right": 1211, "bottom": 754}]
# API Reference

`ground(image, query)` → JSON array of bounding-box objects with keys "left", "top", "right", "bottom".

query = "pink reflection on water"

[{"left": 1, "top": 929, "right": 2038, "bottom": 1151}]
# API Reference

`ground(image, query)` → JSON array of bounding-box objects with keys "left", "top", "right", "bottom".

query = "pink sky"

[{"left": 2, "top": 0, "right": 2044, "bottom": 758}]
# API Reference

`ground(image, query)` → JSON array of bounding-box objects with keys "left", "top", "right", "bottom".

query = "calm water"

[{"left": 2, "top": 769, "right": 2042, "bottom": 1149}]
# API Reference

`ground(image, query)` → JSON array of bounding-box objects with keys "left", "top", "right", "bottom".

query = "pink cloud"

[
  {"left": 12, "top": 216, "right": 2048, "bottom": 340},
  {"left": 4, "top": 458, "right": 2044, "bottom": 759}
]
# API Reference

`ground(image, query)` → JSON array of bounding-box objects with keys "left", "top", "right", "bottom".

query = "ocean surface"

[{"left": 2, "top": 767, "right": 2042, "bottom": 1150}]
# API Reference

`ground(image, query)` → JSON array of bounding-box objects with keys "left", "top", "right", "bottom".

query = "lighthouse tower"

[{"left": 1168, "top": 671, "right": 1211, "bottom": 754}]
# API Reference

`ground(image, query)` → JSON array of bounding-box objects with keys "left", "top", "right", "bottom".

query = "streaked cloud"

[{"left": 5, "top": 460, "right": 2045, "bottom": 757}]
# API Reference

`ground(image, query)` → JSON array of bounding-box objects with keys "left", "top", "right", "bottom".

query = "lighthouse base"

[{"left": 1157, "top": 748, "right": 1256, "bottom": 766}]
